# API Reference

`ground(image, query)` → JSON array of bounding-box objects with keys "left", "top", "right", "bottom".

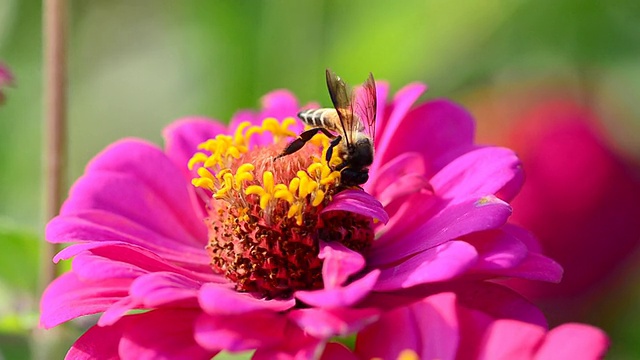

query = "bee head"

[{"left": 347, "top": 136, "right": 374, "bottom": 168}]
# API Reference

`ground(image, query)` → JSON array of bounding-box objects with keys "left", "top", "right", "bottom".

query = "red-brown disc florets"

[{"left": 189, "top": 118, "right": 375, "bottom": 298}]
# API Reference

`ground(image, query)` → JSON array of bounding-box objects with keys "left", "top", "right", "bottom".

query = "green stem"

[
  {"left": 34, "top": 0, "right": 67, "bottom": 358},
  {"left": 41, "top": 0, "right": 67, "bottom": 294}
]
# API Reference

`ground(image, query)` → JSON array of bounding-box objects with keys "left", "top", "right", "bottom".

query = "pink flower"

[
  {"left": 499, "top": 100, "right": 640, "bottom": 318},
  {"left": 0, "top": 62, "right": 14, "bottom": 105},
  {"left": 322, "top": 284, "right": 609, "bottom": 359},
  {"left": 41, "top": 81, "right": 566, "bottom": 359}
]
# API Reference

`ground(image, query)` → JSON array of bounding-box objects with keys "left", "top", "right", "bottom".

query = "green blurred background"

[{"left": 1, "top": 0, "right": 639, "bottom": 358}]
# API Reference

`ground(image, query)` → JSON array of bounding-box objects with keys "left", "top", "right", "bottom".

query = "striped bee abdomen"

[{"left": 297, "top": 108, "right": 340, "bottom": 131}]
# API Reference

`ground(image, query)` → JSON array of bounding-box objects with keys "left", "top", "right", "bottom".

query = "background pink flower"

[
  {"left": 41, "top": 83, "right": 576, "bottom": 359},
  {"left": 0, "top": 62, "right": 13, "bottom": 105},
  {"left": 508, "top": 100, "right": 640, "bottom": 307},
  {"left": 469, "top": 93, "right": 640, "bottom": 325}
]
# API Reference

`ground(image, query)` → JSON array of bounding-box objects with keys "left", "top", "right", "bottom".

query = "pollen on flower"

[{"left": 188, "top": 118, "right": 375, "bottom": 298}]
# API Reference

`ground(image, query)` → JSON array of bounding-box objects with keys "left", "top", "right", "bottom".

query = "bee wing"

[
  {"left": 353, "top": 72, "right": 377, "bottom": 144},
  {"left": 325, "top": 68, "right": 354, "bottom": 147}
]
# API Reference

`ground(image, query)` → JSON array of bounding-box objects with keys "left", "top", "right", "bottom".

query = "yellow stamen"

[
  {"left": 214, "top": 173, "right": 234, "bottom": 199},
  {"left": 262, "top": 171, "right": 274, "bottom": 193},
  {"left": 259, "top": 193, "right": 271, "bottom": 210},
  {"left": 289, "top": 177, "right": 300, "bottom": 193},
  {"left": 297, "top": 171, "right": 311, "bottom": 198},
  {"left": 226, "top": 146, "right": 241, "bottom": 159},
  {"left": 261, "top": 117, "right": 297, "bottom": 142},
  {"left": 320, "top": 171, "right": 341, "bottom": 186},
  {"left": 188, "top": 152, "right": 209, "bottom": 170},
  {"left": 312, "top": 189, "right": 325, "bottom": 207},
  {"left": 197, "top": 167, "right": 215, "bottom": 181},
  {"left": 397, "top": 349, "right": 419, "bottom": 360},
  {"left": 307, "top": 163, "right": 324, "bottom": 177},
  {"left": 216, "top": 168, "right": 232, "bottom": 180},
  {"left": 234, "top": 165, "right": 254, "bottom": 189},
  {"left": 233, "top": 121, "right": 252, "bottom": 146},
  {"left": 192, "top": 177, "right": 214, "bottom": 190},
  {"left": 274, "top": 188, "right": 294, "bottom": 204},
  {"left": 287, "top": 203, "right": 300, "bottom": 219},
  {"left": 188, "top": 117, "right": 344, "bottom": 220},
  {"left": 245, "top": 185, "right": 265, "bottom": 197}
]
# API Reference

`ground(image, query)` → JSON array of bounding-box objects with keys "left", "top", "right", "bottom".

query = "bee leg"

[
  {"left": 325, "top": 135, "right": 342, "bottom": 163},
  {"left": 276, "top": 128, "right": 322, "bottom": 159},
  {"left": 334, "top": 161, "right": 348, "bottom": 171}
]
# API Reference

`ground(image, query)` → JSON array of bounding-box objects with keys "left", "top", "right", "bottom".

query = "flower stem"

[
  {"left": 40, "top": 0, "right": 67, "bottom": 288},
  {"left": 41, "top": 0, "right": 67, "bottom": 293},
  {"left": 34, "top": 0, "right": 67, "bottom": 358}
]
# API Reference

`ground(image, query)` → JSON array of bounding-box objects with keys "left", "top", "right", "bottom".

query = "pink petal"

[
  {"left": 252, "top": 324, "right": 323, "bottom": 360},
  {"left": 130, "top": 272, "right": 201, "bottom": 307},
  {"left": 355, "top": 293, "right": 459, "bottom": 360},
  {"left": 162, "top": 117, "right": 227, "bottom": 179},
  {"left": 261, "top": 90, "right": 300, "bottom": 119},
  {"left": 98, "top": 296, "right": 140, "bottom": 327},
  {"left": 500, "top": 223, "right": 543, "bottom": 253},
  {"left": 365, "top": 152, "right": 431, "bottom": 205},
  {"left": 250, "top": 90, "right": 304, "bottom": 146},
  {"left": 40, "top": 272, "right": 129, "bottom": 329},
  {"left": 54, "top": 242, "right": 217, "bottom": 282},
  {"left": 288, "top": 307, "right": 380, "bottom": 339},
  {"left": 491, "top": 252, "right": 564, "bottom": 283},
  {"left": 198, "top": 283, "right": 295, "bottom": 315},
  {"left": 374, "top": 190, "right": 435, "bottom": 247},
  {"left": 374, "top": 99, "right": 475, "bottom": 178},
  {"left": 453, "top": 282, "right": 547, "bottom": 327},
  {"left": 466, "top": 225, "right": 561, "bottom": 282},
  {"left": 229, "top": 109, "right": 257, "bottom": 130},
  {"left": 119, "top": 309, "right": 216, "bottom": 360},
  {"left": 98, "top": 272, "right": 202, "bottom": 326},
  {"left": 57, "top": 139, "right": 207, "bottom": 248},
  {"left": 373, "top": 83, "right": 428, "bottom": 172},
  {"left": 318, "top": 241, "right": 366, "bottom": 288},
  {"left": 430, "top": 146, "right": 523, "bottom": 202},
  {"left": 48, "top": 214, "right": 212, "bottom": 274},
  {"left": 465, "top": 229, "right": 529, "bottom": 272},
  {"left": 379, "top": 143, "right": 522, "bottom": 248},
  {"left": 476, "top": 319, "right": 544, "bottom": 360},
  {"left": 536, "top": 323, "right": 609, "bottom": 359},
  {"left": 295, "top": 270, "right": 380, "bottom": 308},
  {"left": 372, "top": 81, "right": 390, "bottom": 143},
  {"left": 322, "top": 189, "right": 389, "bottom": 224},
  {"left": 71, "top": 252, "right": 147, "bottom": 281},
  {"left": 369, "top": 195, "right": 512, "bottom": 266},
  {"left": 373, "top": 241, "right": 478, "bottom": 291},
  {"left": 66, "top": 321, "right": 125, "bottom": 360},
  {"left": 194, "top": 311, "right": 287, "bottom": 352}
]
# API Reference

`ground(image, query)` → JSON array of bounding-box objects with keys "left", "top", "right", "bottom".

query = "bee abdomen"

[{"left": 297, "top": 108, "right": 337, "bottom": 130}]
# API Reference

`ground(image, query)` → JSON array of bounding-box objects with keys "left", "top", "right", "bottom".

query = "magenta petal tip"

[{"left": 323, "top": 189, "right": 389, "bottom": 224}]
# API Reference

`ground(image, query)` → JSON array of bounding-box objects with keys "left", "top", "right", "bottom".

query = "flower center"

[{"left": 188, "top": 118, "right": 375, "bottom": 299}]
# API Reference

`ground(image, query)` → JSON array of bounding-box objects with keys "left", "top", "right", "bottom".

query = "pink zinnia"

[
  {"left": 41, "top": 77, "right": 587, "bottom": 358},
  {"left": 0, "top": 62, "right": 13, "bottom": 105}
]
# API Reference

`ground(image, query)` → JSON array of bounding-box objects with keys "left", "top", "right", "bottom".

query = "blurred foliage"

[{"left": 0, "top": 0, "right": 639, "bottom": 358}]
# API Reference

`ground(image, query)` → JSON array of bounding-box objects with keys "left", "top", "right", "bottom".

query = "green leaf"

[{"left": 0, "top": 220, "right": 39, "bottom": 293}]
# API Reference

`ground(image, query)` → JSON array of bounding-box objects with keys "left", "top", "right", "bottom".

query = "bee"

[{"left": 277, "top": 69, "right": 377, "bottom": 187}]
